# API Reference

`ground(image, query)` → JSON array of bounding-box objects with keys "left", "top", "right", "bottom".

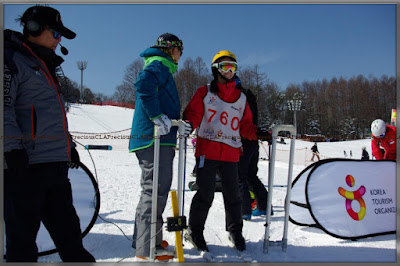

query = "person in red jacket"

[
  {"left": 371, "top": 119, "right": 396, "bottom": 160},
  {"left": 183, "top": 50, "right": 257, "bottom": 252}
]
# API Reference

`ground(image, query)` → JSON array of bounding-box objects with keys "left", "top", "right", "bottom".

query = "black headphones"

[
  {"left": 25, "top": 20, "right": 42, "bottom": 36},
  {"left": 23, "top": 7, "right": 43, "bottom": 37}
]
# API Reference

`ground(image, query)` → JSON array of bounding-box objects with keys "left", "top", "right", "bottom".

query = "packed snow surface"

[{"left": 38, "top": 104, "right": 395, "bottom": 263}]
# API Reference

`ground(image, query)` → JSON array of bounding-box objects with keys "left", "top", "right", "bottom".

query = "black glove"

[
  {"left": 257, "top": 128, "right": 272, "bottom": 145},
  {"left": 68, "top": 147, "right": 80, "bottom": 169},
  {"left": 5, "top": 149, "right": 29, "bottom": 177}
]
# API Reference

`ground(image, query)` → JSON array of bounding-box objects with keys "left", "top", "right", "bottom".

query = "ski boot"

[
  {"left": 188, "top": 228, "right": 209, "bottom": 252},
  {"left": 229, "top": 231, "right": 246, "bottom": 251},
  {"left": 242, "top": 214, "right": 252, "bottom": 221}
]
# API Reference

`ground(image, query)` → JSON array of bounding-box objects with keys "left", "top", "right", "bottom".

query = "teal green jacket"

[{"left": 129, "top": 48, "right": 181, "bottom": 152}]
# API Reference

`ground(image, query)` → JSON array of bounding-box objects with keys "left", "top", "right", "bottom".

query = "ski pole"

[
  {"left": 182, "top": 139, "right": 187, "bottom": 217},
  {"left": 150, "top": 125, "right": 161, "bottom": 261},
  {"left": 171, "top": 120, "right": 186, "bottom": 214},
  {"left": 171, "top": 120, "right": 187, "bottom": 261},
  {"left": 151, "top": 120, "right": 185, "bottom": 261}
]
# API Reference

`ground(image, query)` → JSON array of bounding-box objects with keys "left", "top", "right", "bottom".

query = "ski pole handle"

[{"left": 171, "top": 119, "right": 186, "bottom": 136}]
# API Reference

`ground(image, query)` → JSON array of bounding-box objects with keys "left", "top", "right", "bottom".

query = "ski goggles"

[
  {"left": 46, "top": 27, "right": 61, "bottom": 39},
  {"left": 177, "top": 45, "right": 184, "bottom": 55},
  {"left": 155, "top": 39, "right": 184, "bottom": 49},
  {"left": 212, "top": 61, "right": 238, "bottom": 73}
]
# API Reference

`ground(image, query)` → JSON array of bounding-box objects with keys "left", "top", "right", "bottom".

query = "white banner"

[
  {"left": 4, "top": 162, "right": 100, "bottom": 257},
  {"left": 289, "top": 163, "right": 316, "bottom": 226},
  {"left": 290, "top": 159, "right": 396, "bottom": 239}
]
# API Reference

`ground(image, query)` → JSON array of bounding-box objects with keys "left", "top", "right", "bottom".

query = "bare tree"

[
  {"left": 112, "top": 58, "right": 144, "bottom": 103},
  {"left": 237, "top": 65, "right": 271, "bottom": 129},
  {"left": 175, "top": 57, "right": 211, "bottom": 112},
  {"left": 94, "top": 93, "right": 109, "bottom": 103},
  {"left": 82, "top": 88, "right": 95, "bottom": 103},
  {"left": 113, "top": 82, "right": 134, "bottom": 104},
  {"left": 121, "top": 58, "right": 144, "bottom": 103},
  {"left": 125, "top": 59, "right": 144, "bottom": 86}
]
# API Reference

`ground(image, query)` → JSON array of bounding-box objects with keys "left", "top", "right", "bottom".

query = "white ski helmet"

[{"left": 371, "top": 119, "right": 386, "bottom": 138}]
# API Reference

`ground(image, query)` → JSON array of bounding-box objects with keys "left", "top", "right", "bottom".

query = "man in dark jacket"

[
  {"left": 361, "top": 146, "right": 369, "bottom": 160},
  {"left": 311, "top": 142, "right": 320, "bottom": 161},
  {"left": 234, "top": 75, "right": 271, "bottom": 220},
  {"left": 4, "top": 5, "right": 95, "bottom": 262}
]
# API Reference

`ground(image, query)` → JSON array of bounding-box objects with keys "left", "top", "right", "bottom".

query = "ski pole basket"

[{"left": 263, "top": 124, "right": 296, "bottom": 253}]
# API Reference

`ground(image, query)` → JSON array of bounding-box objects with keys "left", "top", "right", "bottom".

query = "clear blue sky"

[{"left": 4, "top": 4, "right": 396, "bottom": 97}]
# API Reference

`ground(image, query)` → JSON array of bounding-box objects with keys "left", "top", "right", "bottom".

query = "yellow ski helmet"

[{"left": 211, "top": 50, "right": 237, "bottom": 64}]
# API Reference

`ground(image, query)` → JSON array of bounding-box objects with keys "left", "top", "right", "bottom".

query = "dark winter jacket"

[
  {"left": 311, "top": 144, "right": 319, "bottom": 153},
  {"left": 238, "top": 85, "right": 259, "bottom": 146},
  {"left": 4, "top": 30, "right": 74, "bottom": 166},
  {"left": 361, "top": 150, "right": 369, "bottom": 160},
  {"left": 235, "top": 76, "right": 272, "bottom": 144},
  {"left": 128, "top": 47, "right": 181, "bottom": 152}
]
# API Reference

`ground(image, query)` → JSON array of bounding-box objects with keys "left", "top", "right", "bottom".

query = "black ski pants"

[
  {"left": 238, "top": 140, "right": 269, "bottom": 215},
  {"left": 189, "top": 159, "right": 243, "bottom": 233},
  {"left": 4, "top": 162, "right": 95, "bottom": 262}
]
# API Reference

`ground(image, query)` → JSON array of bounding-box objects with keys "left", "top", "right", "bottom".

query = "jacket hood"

[
  {"left": 5, "top": 30, "right": 27, "bottom": 52},
  {"left": 4, "top": 29, "right": 64, "bottom": 67},
  {"left": 140, "top": 47, "right": 178, "bottom": 74},
  {"left": 140, "top": 47, "right": 172, "bottom": 59}
]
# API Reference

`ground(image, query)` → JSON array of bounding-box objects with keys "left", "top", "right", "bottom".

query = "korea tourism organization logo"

[{"left": 338, "top": 175, "right": 366, "bottom": 221}]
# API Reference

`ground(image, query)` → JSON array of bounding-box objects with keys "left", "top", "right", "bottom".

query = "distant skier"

[
  {"left": 350, "top": 150, "right": 353, "bottom": 158},
  {"left": 361, "top": 146, "right": 369, "bottom": 160},
  {"left": 344, "top": 150, "right": 348, "bottom": 158},
  {"left": 371, "top": 119, "right": 396, "bottom": 160},
  {"left": 310, "top": 142, "right": 320, "bottom": 161}
]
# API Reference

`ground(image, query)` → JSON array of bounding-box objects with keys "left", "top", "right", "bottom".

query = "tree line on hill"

[{"left": 58, "top": 57, "right": 396, "bottom": 139}]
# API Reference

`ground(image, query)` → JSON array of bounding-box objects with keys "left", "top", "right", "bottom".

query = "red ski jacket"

[
  {"left": 183, "top": 82, "right": 257, "bottom": 162},
  {"left": 371, "top": 125, "right": 396, "bottom": 160}
]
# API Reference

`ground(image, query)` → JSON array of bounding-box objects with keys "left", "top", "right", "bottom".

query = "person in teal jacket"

[
  {"left": 128, "top": 37, "right": 182, "bottom": 151},
  {"left": 129, "top": 33, "right": 191, "bottom": 261}
]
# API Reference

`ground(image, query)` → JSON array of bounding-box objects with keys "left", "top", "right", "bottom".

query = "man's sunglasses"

[
  {"left": 212, "top": 61, "right": 238, "bottom": 73},
  {"left": 45, "top": 27, "right": 61, "bottom": 39}
]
